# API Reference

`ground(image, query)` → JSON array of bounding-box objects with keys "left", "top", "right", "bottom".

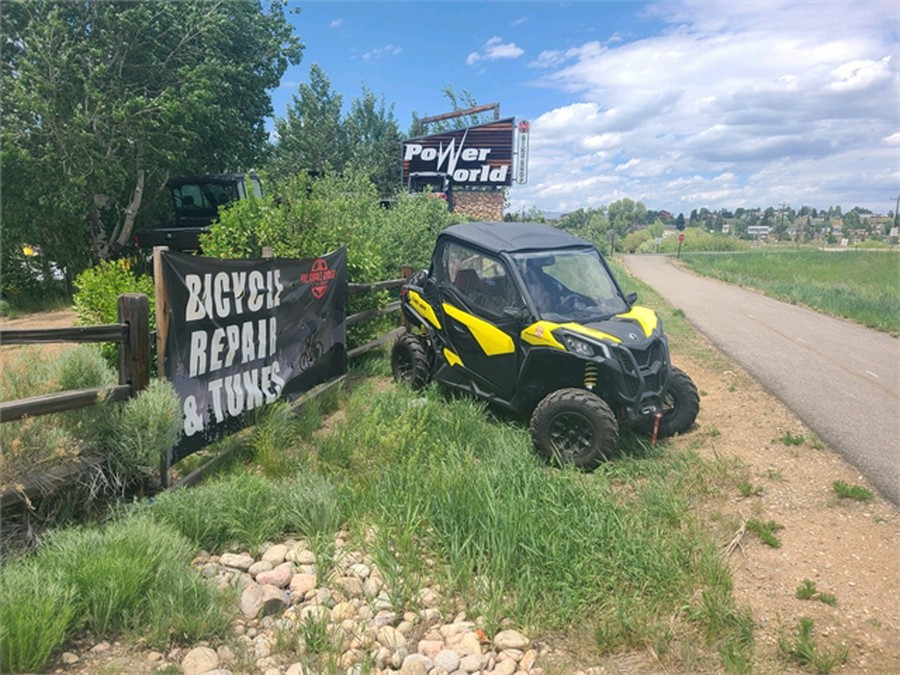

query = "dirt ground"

[
  {"left": 2, "top": 309, "right": 898, "bottom": 673},
  {"left": 670, "top": 334, "right": 899, "bottom": 673}
]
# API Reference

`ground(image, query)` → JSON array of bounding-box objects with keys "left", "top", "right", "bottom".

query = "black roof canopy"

[{"left": 438, "top": 221, "right": 594, "bottom": 255}]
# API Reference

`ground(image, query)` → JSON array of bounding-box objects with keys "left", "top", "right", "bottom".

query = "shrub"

[
  {"left": 202, "top": 172, "right": 462, "bottom": 348},
  {"left": 658, "top": 228, "right": 750, "bottom": 253},
  {"left": 72, "top": 259, "right": 155, "bottom": 368},
  {"left": 622, "top": 229, "right": 652, "bottom": 253},
  {"left": 105, "top": 380, "right": 182, "bottom": 488},
  {"left": 0, "top": 345, "right": 116, "bottom": 489}
]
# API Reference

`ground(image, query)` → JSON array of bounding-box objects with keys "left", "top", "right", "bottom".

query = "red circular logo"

[{"left": 300, "top": 257, "right": 336, "bottom": 299}]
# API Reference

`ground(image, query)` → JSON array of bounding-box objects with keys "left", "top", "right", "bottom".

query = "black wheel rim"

[
  {"left": 548, "top": 411, "right": 596, "bottom": 463},
  {"left": 661, "top": 388, "right": 678, "bottom": 420}
]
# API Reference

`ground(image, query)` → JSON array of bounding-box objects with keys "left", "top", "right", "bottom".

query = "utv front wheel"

[
  {"left": 391, "top": 334, "right": 433, "bottom": 389},
  {"left": 654, "top": 367, "right": 700, "bottom": 437},
  {"left": 530, "top": 389, "right": 619, "bottom": 470}
]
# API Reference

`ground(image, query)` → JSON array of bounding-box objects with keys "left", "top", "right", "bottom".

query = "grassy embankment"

[
  {"left": 678, "top": 249, "right": 900, "bottom": 335},
  {"left": 1, "top": 269, "right": 758, "bottom": 673}
]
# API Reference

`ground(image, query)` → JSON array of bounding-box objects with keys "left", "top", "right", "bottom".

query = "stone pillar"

[{"left": 453, "top": 190, "right": 504, "bottom": 221}]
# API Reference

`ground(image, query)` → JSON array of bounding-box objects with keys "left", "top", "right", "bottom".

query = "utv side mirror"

[
  {"left": 625, "top": 292, "right": 638, "bottom": 306},
  {"left": 503, "top": 306, "right": 532, "bottom": 324}
]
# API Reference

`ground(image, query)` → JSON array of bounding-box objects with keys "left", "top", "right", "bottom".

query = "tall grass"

[
  {"left": 317, "top": 382, "right": 752, "bottom": 668},
  {"left": 146, "top": 471, "right": 344, "bottom": 554},
  {"left": 0, "top": 513, "right": 231, "bottom": 672},
  {"left": 679, "top": 250, "right": 900, "bottom": 334},
  {"left": 0, "top": 561, "right": 79, "bottom": 673}
]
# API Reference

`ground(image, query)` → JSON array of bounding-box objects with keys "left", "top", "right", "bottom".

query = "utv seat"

[{"left": 453, "top": 268, "right": 483, "bottom": 295}]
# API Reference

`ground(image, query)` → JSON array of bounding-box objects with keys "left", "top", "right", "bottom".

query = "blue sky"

[{"left": 271, "top": 0, "right": 899, "bottom": 217}]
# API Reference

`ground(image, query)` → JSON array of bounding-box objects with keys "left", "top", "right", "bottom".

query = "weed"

[
  {"left": 746, "top": 519, "right": 784, "bottom": 548},
  {"left": 796, "top": 579, "right": 818, "bottom": 600},
  {"left": 832, "top": 480, "right": 873, "bottom": 502},
  {"left": 738, "top": 481, "right": 763, "bottom": 498},
  {"left": 706, "top": 425, "right": 721, "bottom": 438},
  {"left": 766, "top": 468, "right": 783, "bottom": 481},
  {"left": 779, "top": 617, "right": 849, "bottom": 672},
  {"left": 817, "top": 592, "right": 838, "bottom": 607},
  {"left": 777, "top": 432, "right": 805, "bottom": 446}
]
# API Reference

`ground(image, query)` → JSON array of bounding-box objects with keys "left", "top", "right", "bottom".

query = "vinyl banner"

[{"left": 160, "top": 248, "right": 347, "bottom": 463}]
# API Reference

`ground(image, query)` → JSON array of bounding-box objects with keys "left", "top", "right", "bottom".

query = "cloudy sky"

[{"left": 274, "top": 0, "right": 899, "bottom": 217}]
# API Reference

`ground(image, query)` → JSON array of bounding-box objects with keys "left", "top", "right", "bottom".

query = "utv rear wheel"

[
  {"left": 391, "top": 334, "right": 432, "bottom": 389},
  {"left": 654, "top": 367, "right": 700, "bottom": 437},
  {"left": 530, "top": 389, "right": 619, "bottom": 470}
]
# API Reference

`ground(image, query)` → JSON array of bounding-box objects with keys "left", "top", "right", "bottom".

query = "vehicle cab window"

[{"left": 439, "top": 241, "right": 523, "bottom": 317}]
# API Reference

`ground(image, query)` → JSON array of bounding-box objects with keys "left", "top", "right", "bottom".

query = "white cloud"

[
  {"left": 362, "top": 44, "right": 403, "bottom": 62},
  {"left": 329, "top": 18, "right": 343, "bottom": 28},
  {"left": 466, "top": 36, "right": 525, "bottom": 66},
  {"left": 515, "top": 0, "right": 898, "bottom": 215}
]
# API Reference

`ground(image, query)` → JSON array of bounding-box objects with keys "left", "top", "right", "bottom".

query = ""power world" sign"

[{"left": 402, "top": 118, "right": 514, "bottom": 188}]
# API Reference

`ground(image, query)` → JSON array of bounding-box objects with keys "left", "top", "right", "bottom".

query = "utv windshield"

[{"left": 512, "top": 248, "right": 629, "bottom": 323}]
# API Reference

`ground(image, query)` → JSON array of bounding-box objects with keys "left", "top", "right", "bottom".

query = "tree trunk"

[{"left": 109, "top": 169, "right": 145, "bottom": 256}]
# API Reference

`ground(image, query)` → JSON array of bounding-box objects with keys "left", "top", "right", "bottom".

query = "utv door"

[{"left": 436, "top": 240, "right": 524, "bottom": 399}]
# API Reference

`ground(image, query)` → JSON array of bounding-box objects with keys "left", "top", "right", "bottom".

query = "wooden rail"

[{"left": 0, "top": 293, "right": 150, "bottom": 423}]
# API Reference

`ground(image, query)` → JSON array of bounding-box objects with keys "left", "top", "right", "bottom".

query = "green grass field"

[{"left": 678, "top": 250, "right": 900, "bottom": 335}]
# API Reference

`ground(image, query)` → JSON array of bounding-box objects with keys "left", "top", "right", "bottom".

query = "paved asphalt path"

[{"left": 622, "top": 255, "right": 899, "bottom": 505}]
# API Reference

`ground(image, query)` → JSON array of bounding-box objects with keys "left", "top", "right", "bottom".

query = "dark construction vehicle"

[
  {"left": 133, "top": 173, "right": 262, "bottom": 251},
  {"left": 408, "top": 171, "right": 453, "bottom": 211},
  {"left": 392, "top": 221, "right": 699, "bottom": 469}
]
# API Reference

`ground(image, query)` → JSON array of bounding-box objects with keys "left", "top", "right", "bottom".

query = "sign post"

[
  {"left": 677, "top": 232, "right": 685, "bottom": 258},
  {"left": 516, "top": 120, "right": 530, "bottom": 184}
]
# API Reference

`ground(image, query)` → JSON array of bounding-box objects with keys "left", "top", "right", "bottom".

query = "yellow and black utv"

[{"left": 392, "top": 221, "right": 699, "bottom": 469}]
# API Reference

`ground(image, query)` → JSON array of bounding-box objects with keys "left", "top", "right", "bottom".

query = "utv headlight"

[
  {"left": 562, "top": 334, "right": 594, "bottom": 357},
  {"left": 556, "top": 331, "right": 612, "bottom": 360}
]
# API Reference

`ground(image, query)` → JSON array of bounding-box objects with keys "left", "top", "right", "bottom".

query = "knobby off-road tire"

[
  {"left": 654, "top": 366, "right": 700, "bottom": 437},
  {"left": 530, "top": 388, "right": 619, "bottom": 470},
  {"left": 390, "top": 334, "right": 433, "bottom": 390}
]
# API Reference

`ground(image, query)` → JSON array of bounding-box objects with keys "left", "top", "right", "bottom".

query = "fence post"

[{"left": 117, "top": 293, "right": 150, "bottom": 393}]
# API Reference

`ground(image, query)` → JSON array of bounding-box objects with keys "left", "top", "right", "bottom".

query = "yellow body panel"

[
  {"left": 408, "top": 290, "right": 442, "bottom": 329},
  {"left": 616, "top": 305, "right": 658, "bottom": 337},
  {"left": 443, "top": 304, "right": 515, "bottom": 356},
  {"left": 520, "top": 321, "right": 566, "bottom": 349},
  {"left": 443, "top": 348, "right": 463, "bottom": 367},
  {"left": 521, "top": 321, "right": 621, "bottom": 349}
]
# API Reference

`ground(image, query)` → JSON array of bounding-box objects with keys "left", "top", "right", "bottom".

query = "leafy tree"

[
  {"left": 1, "top": 0, "right": 301, "bottom": 287},
  {"left": 843, "top": 209, "right": 862, "bottom": 232},
  {"left": 675, "top": 213, "right": 686, "bottom": 229},
  {"left": 608, "top": 198, "right": 647, "bottom": 238},
  {"left": 648, "top": 219, "right": 665, "bottom": 239},
  {"left": 344, "top": 87, "right": 404, "bottom": 197},
  {"left": 557, "top": 208, "right": 609, "bottom": 246},
  {"left": 269, "top": 64, "right": 347, "bottom": 182}
]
